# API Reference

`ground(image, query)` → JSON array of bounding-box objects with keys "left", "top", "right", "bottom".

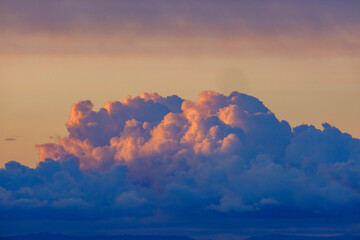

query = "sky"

[{"left": 0, "top": 0, "right": 360, "bottom": 239}]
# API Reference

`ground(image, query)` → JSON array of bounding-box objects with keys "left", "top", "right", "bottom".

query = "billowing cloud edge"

[{"left": 1, "top": 91, "right": 360, "bottom": 226}]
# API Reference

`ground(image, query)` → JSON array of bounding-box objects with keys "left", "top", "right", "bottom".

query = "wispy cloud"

[{"left": 3, "top": 137, "right": 17, "bottom": 141}]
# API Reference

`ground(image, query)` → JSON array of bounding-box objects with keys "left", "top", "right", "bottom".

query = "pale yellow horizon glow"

[{"left": 1, "top": 53, "right": 359, "bottom": 168}]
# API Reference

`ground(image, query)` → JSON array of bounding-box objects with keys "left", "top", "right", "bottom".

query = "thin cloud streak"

[
  {"left": 3, "top": 138, "right": 17, "bottom": 141},
  {"left": 1, "top": 31, "right": 360, "bottom": 57}
]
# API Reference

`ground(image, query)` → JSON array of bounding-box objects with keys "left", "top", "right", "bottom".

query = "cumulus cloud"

[{"left": 1, "top": 91, "right": 360, "bottom": 232}]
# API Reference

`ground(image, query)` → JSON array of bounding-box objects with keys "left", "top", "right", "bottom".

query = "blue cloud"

[{"left": 1, "top": 91, "right": 360, "bottom": 236}]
